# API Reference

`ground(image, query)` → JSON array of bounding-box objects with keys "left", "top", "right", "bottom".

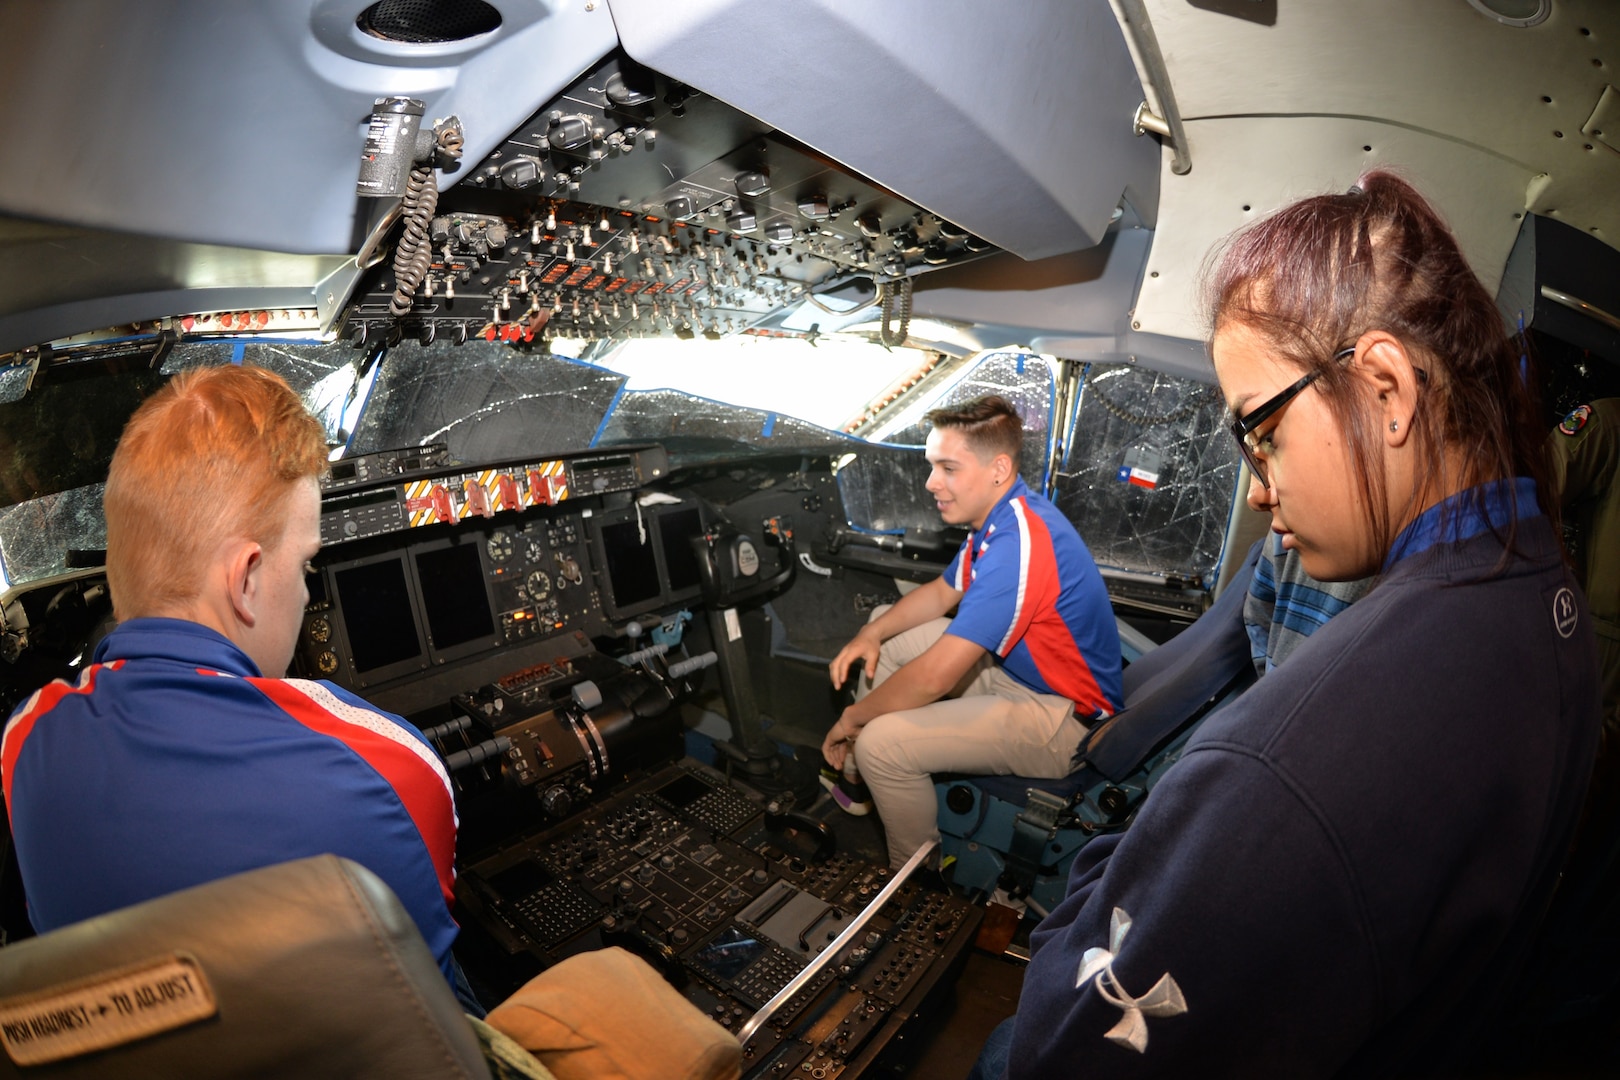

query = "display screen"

[
  {"left": 334, "top": 558, "right": 422, "bottom": 673},
  {"left": 602, "top": 517, "right": 661, "bottom": 609},
  {"left": 487, "top": 859, "right": 556, "bottom": 899},
  {"left": 660, "top": 507, "right": 703, "bottom": 594},
  {"left": 694, "top": 927, "right": 767, "bottom": 981},
  {"left": 655, "top": 773, "right": 711, "bottom": 810},
  {"left": 415, "top": 543, "right": 495, "bottom": 651}
]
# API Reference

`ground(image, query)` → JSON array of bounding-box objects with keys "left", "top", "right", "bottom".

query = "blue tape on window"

[
  {"left": 761, "top": 413, "right": 776, "bottom": 438},
  {"left": 230, "top": 342, "right": 246, "bottom": 365},
  {"left": 589, "top": 384, "right": 628, "bottom": 448}
]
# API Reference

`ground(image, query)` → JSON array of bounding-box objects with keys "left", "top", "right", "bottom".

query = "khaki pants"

[{"left": 850, "top": 610, "right": 1086, "bottom": 870}]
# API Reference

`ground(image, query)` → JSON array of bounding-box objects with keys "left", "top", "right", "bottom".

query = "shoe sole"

[{"left": 830, "top": 789, "right": 873, "bottom": 816}]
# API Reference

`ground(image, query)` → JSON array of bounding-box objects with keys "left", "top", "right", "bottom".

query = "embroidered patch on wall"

[
  {"left": 1074, "top": 907, "right": 1187, "bottom": 1053},
  {"left": 1558, "top": 404, "right": 1592, "bottom": 436}
]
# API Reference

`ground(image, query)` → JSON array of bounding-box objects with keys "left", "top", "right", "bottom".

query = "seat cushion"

[{"left": 486, "top": 947, "right": 740, "bottom": 1080}]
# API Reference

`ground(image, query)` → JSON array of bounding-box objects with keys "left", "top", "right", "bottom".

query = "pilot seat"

[
  {"left": 0, "top": 855, "right": 494, "bottom": 1079},
  {"left": 0, "top": 855, "right": 744, "bottom": 1080},
  {"left": 934, "top": 544, "right": 1260, "bottom": 915}
]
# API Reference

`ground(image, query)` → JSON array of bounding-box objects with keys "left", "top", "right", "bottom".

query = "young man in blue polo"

[{"left": 821, "top": 395, "right": 1122, "bottom": 869}]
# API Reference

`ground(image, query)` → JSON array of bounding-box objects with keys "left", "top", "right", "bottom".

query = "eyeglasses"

[{"left": 1229, "top": 346, "right": 1354, "bottom": 488}]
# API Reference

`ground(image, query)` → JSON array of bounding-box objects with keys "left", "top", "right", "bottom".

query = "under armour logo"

[
  {"left": 1075, "top": 907, "right": 1187, "bottom": 1053},
  {"left": 1553, "top": 587, "right": 1578, "bottom": 639}
]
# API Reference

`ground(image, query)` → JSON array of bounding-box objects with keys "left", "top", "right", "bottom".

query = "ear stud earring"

[{"left": 1390, "top": 420, "right": 1399, "bottom": 432}]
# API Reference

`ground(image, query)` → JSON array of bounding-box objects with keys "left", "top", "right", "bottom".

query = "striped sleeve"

[
  {"left": 2, "top": 662, "right": 124, "bottom": 820},
  {"left": 994, "top": 500, "right": 1045, "bottom": 655},
  {"left": 948, "top": 499, "right": 1051, "bottom": 658},
  {"left": 249, "top": 678, "right": 458, "bottom": 909}
]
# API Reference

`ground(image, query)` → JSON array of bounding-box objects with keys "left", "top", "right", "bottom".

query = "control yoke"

[
  {"left": 691, "top": 516, "right": 796, "bottom": 610},
  {"left": 688, "top": 516, "right": 817, "bottom": 805}
]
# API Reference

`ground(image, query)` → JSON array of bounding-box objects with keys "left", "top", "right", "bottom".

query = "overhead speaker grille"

[{"left": 357, "top": 0, "right": 502, "bottom": 43}]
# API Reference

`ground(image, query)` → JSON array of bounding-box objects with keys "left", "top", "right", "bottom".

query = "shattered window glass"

[
  {"left": 0, "top": 365, "right": 166, "bottom": 512},
  {"left": 162, "top": 340, "right": 359, "bottom": 443},
  {"left": 874, "top": 351, "right": 1055, "bottom": 488},
  {"left": 0, "top": 483, "right": 107, "bottom": 587},
  {"left": 348, "top": 342, "right": 626, "bottom": 462},
  {"left": 0, "top": 361, "right": 33, "bottom": 406},
  {"left": 0, "top": 339, "right": 369, "bottom": 585},
  {"left": 1053, "top": 363, "right": 1237, "bottom": 585},
  {"left": 835, "top": 446, "right": 942, "bottom": 535},
  {"left": 595, "top": 390, "right": 854, "bottom": 464}
]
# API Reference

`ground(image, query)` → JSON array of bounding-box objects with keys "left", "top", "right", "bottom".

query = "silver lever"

[{"left": 735, "top": 839, "right": 940, "bottom": 1046}]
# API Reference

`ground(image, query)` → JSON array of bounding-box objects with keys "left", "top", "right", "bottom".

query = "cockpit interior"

[{"left": 0, "top": 1, "right": 1618, "bottom": 1076}]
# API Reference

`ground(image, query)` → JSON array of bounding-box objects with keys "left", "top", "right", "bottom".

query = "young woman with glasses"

[{"left": 973, "top": 172, "right": 1602, "bottom": 1079}]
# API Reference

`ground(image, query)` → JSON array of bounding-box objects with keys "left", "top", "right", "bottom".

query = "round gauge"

[
  {"left": 524, "top": 535, "right": 546, "bottom": 562},
  {"left": 488, "top": 530, "right": 515, "bottom": 564},
  {"left": 526, "top": 569, "right": 551, "bottom": 601},
  {"left": 316, "top": 651, "right": 339, "bottom": 675},
  {"left": 308, "top": 617, "right": 332, "bottom": 644}
]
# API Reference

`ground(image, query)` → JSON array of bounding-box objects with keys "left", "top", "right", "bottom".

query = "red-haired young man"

[{"left": 1, "top": 365, "right": 478, "bottom": 1011}]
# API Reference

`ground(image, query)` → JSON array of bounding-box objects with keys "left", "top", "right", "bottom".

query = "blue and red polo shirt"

[
  {"left": 1, "top": 618, "right": 462, "bottom": 992},
  {"left": 942, "top": 477, "right": 1122, "bottom": 719}
]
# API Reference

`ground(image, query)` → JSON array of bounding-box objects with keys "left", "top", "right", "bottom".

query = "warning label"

[{"left": 0, "top": 955, "right": 216, "bottom": 1066}]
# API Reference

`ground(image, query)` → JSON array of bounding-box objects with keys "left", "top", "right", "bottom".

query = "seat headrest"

[{"left": 0, "top": 855, "right": 489, "bottom": 1080}]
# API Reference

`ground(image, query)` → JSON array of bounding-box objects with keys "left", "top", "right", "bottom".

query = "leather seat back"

[{"left": 0, "top": 855, "right": 490, "bottom": 1079}]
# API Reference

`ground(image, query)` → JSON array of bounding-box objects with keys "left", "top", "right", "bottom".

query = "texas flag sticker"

[{"left": 1118, "top": 446, "right": 1162, "bottom": 490}]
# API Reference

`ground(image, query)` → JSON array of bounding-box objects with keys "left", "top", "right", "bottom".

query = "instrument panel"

[
  {"left": 296, "top": 443, "right": 698, "bottom": 696},
  {"left": 461, "top": 762, "right": 982, "bottom": 1078}
]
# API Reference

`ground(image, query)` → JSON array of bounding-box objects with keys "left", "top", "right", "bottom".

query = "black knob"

[
  {"left": 498, "top": 157, "right": 542, "bottom": 189},
  {"left": 540, "top": 786, "right": 573, "bottom": 818},
  {"left": 548, "top": 115, "right": 593, "bottom": 150},
  {"left": 604, "top": 69, "right": 655, "bottom": 107},
  {"left": 665, "top": 196, "right": 695, "bottom": 219},
  {"left": 1098, "top": 786, "right": 1129, "bottom": 816},
  {"left": 945, "top": 785, "right": 976, "bottom": 815}
]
